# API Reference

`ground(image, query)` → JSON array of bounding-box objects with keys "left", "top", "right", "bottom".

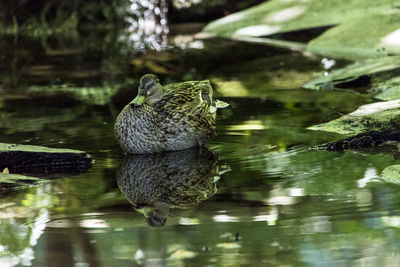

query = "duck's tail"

[
  {"left": 215, "top": 99, "right": 229, "bottom": 109},
  {"left": 198, "top": 80, "right": 229, "bottom": 109}
]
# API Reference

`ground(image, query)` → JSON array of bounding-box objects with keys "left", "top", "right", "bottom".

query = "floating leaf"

[
  {"left": 306, "top": 14, "right": 400, "bottom": 59},
  {"left": 375, "top": 76, "right": 400, "bottom": 101},
  {"left": 203, "top": 0, "right": 393, "bottom": 39},
  {"left": 204, "top": 0, "right": 400, "bottom": 59},
  {"left": 381, "top": 165, "right": 400, "bottom": 184}
]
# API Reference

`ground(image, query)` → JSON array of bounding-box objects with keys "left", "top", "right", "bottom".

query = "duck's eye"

[
  {"left": 147, "top": 85, "right": 157, "bottom": 96},
  {"left": 144, "top": 81, "right": 155, "bottom": 90}
]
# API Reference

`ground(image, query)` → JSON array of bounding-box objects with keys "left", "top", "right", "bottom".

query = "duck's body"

[
  {"left": 114, "top": 74, "right": 228, "bottom": 154},
  {"left": 117, "top": 148, "right": 222, "bottom": 226}
]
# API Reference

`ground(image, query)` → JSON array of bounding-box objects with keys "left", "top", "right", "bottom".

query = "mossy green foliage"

[
  {"left": 381, "top": 165, "right": 400, "bottom": 184},
  {"left": 304, "top": 55, "right": 400, "bottom": 137},
  {"left": 0, "top": 143, "right": 92, "bottom": 191},
  {"left": 375, "top": 76, "right": 400, "bottom": 101},
  {"left": 306, "top": 14, "right": 400, "bottom": 59},
  {"left": 0, "top": 143, "right": 92, "bottom": 175},
  {"left": 203, "top": 0, "right": 394, "bottom": 38},
  {"left": 308, "top": 100, "right": 400, "bottom": 135},
  {"left": 0, "top": 143, "right": 86, "bottom": 154},
  {"left": 304, "top": 56, "right": 400, "bottom": 90}
]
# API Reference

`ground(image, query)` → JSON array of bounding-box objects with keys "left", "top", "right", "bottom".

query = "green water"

[{"left": 1, "top": 30, "right": 399, "bottom": 266}]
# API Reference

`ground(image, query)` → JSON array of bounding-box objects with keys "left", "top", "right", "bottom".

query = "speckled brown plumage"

[
  {"left": 114, "top": 74, "right": 228, "bottom": 154},
  {"left": 116, "top": 148, "right": 223, "bottom": 226},
  {"left": 117, "top": 148, "right": 219, "bottom": 208}
]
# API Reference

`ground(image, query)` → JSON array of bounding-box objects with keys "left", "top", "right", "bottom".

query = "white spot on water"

[
  {"left": 213, "top": 214, "right": 239, "bottom": 222},
  {"left": 321, "top": 58, "right": 336, "bottom": 70},
  {"left": 357, "top": 167, "right": 378, "bottom": 188}
]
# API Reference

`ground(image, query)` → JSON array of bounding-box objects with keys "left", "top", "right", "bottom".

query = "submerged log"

[
  {"left": 313, "top": 129, "right": 400, "bottom": 151},
  {"left": 0, "top": 143, "right": 92, "bottom": 176},
  {"left": 309, "top": 99, "right": 400, "bottom": 152}
]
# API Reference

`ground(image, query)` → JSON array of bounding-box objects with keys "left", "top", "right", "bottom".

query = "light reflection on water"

[
  {"left": 2, "top": 87, "right": 400, "bottom": 265},
  {"left": 126, "top": 0, "right": 169, "bottom": 51}
]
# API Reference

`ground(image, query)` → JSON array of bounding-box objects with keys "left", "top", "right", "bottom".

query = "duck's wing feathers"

[
  {"left": 158, "top": 80, "right": 228, "bottom": 121},
  {"left": 162, "top": 82, "right": 197, "bottom": 106},
  {"left": 193, "top": 80, "right": 229, "bottom": 111},
  {"left": 198, "top": 80, "right": 213, "bottom": 106},
  {"left": 160, "top": 80, "right": 212, "bottom": 113}
]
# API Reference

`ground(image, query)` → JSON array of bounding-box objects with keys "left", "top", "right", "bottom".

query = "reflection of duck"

[
  {"left": 114, "top": 74, "right": 228, "bottom": 154},
  {"left": 117, "top": 148, "right": 227, "bottom": 226}
]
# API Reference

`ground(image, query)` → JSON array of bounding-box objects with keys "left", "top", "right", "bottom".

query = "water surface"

[{"left": 1, "top": 30, "right": 399, "bottom": 267}]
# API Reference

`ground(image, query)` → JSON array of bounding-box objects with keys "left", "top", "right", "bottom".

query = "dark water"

[{"left": 1, "top": 27, "right": 400, "bottom": 266}]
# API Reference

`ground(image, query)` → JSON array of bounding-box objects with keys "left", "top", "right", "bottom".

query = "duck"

[
  {"left": 116, "top": 148, "right": 223, "bottom": 226},
  {"left": 116, "top": 147, "right": 231, "bottom": 226},
  {"left": 114, "top": 74, "right": 228, "bottom": 154}
]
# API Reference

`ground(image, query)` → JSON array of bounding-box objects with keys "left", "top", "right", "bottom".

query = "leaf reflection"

[{"left": 117, "top": 148, "right": 228, "bottom": 227}]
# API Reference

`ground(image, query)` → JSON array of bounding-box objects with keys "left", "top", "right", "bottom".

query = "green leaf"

[
  {"left": 303, "top": 56, "right": 400, "bottom": 90},
  {"left": 306, "top": 14, "right": 400, "bottom": 59},
  {"left": 203, "top": 0, "right": 394, "bottom": 39},
  {"left": 381, "top": 165, "right": 400, "bottom": 184}
]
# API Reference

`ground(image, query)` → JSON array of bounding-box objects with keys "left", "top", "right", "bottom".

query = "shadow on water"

[{"left": 117, "top": 148, "right": 228, "bottom": 226}]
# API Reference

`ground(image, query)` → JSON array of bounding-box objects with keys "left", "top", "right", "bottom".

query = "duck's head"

[
  {"left": 136, "top": 202, "right": 169, "bottom": 227},
  {"left": 130, "top": 74, "right": 163, "bottom": 107}
]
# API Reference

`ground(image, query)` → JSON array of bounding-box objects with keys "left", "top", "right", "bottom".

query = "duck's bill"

[{"left": 130, "top": 95, "right": 146, "bottom": 107}]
